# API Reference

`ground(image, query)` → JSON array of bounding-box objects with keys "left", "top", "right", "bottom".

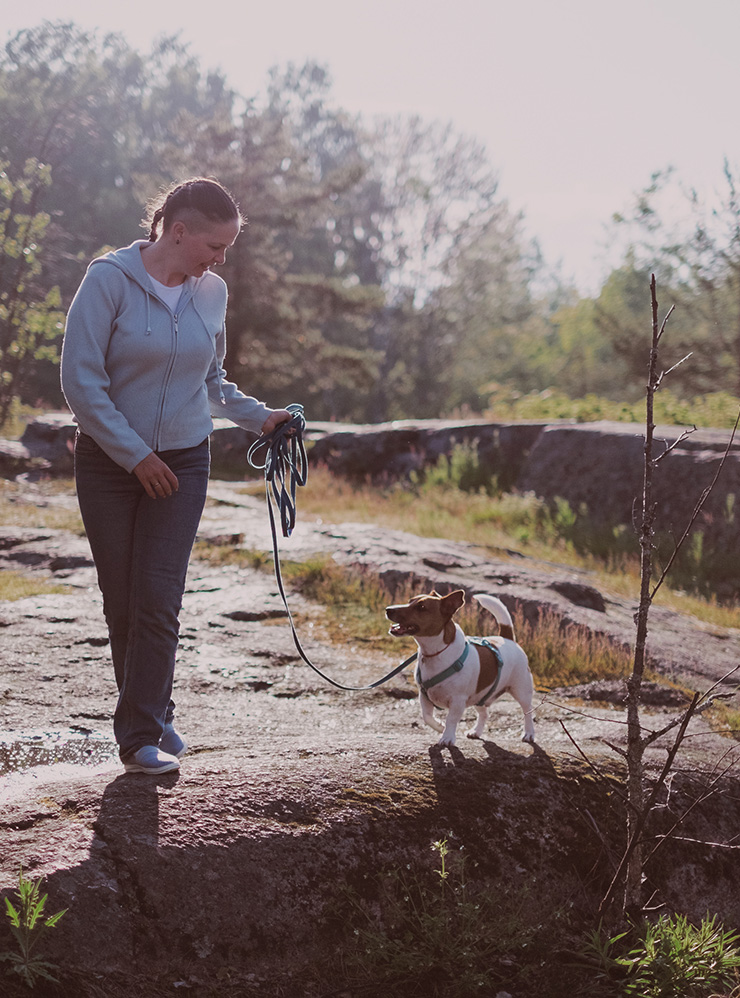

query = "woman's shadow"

[{"left": 94, "top": 769, "right": 180, "bottom": 849}]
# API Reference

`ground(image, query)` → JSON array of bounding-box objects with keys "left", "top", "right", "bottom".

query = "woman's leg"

[
  {"left": 75, "top": 433, "right": 139, "bottom": 692},
  {"left": 75, "top": 435, "right": 209, "bottom": 759}
]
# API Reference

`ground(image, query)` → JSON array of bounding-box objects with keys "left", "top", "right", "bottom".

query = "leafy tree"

[
  {"left": 0, "top": 23, "right": 245, "bottom": 408},
  {"left": 354, "top": 115, "right": 547, "bottom": 418},
  {"left": 0, "top": 26, "right": 557, "bottom": 423},
  {"left": 0, "top": 159, "right": 64, "bottom": 423},
  {"left": 594, "top": 255, "right": 714, "bottom": 398},
  {"left": 612, "top": 162, "right": 740, "bottom": 394},
  {"left": 220, "top": 62, "right": 385, "bottom": 419},
  {"left": 0, "top": 22, "right": 240, "bottom": 291}
]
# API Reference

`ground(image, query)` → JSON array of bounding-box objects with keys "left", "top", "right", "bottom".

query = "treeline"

[{"left": 2, "top": 21, "right": 740, "bottom": 426}]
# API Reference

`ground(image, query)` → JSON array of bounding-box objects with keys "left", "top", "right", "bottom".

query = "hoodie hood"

[{"left": 90, "top": 240, "right": 201, "bottom": 334}]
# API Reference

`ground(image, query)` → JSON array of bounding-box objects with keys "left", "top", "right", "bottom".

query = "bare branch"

[
  {"left": 651, "top": 836, "right": 740, "bottom": 850},
  {"left": 662, "top": 351, "right": 693, "bottom": 378},
  {"left": 558, "top": 720, "right": 628, "bottom": 804},
  {"left": 540, "top": 696, "right": 630, "bottom": 727},
  {"left": 642, "top": 710, "right": 693, "bottom": 747},
  {"left": 602, "top": 739, "right": 629, "bottom": 760},
  {"left": 696, "top": 664, "right": 740, "bottom": 702},
  {"left": 653, "top": 426, "right": 697, "bottom": 465},
  {"left": 655, "top": 302, "right": 675, "bottom": 343},
  {"left": 600, "top": 689, "right": 702, "bottom": 912},
  {"left": 643, "top": 756, "right": 738, "bottom": 866}
]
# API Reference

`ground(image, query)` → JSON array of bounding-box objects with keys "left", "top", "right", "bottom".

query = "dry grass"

[
  {"left": 237, "top": 466, "right": 740, "bottom": 631},
  {"left": 194, "top": 542, "right": 634, "bottom": 689},
  {"left": 0, "top": 478, "right": 84, "bottom": 534},
  {"left": 0, "top": 569, "right": 72, "bottom": 601}
]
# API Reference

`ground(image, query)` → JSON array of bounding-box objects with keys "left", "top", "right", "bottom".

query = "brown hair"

[{"left": 143, "top": 177, "right": 245, "bottom": 241}]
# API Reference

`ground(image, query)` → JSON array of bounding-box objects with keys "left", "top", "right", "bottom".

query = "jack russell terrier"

[{"left": 386, "top": 590, "right": 536, "bottom": 747}]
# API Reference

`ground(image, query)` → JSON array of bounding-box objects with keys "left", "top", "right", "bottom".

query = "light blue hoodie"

[{"left": 61, "top": 240, "right": 273, "bottom": 472}]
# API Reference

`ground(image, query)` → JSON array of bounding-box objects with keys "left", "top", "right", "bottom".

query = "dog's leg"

[
  {"left": 466, "top": 705, "right": 489, "bottom": 740},
  {"left": 438, "top": 698, "right": 467, "bottom": 747},
  {"left": 419, "top": 692, "right": 444, "bottom": 734},
  {"left": 510, "top": 670, "right": 536, "bottom": 743}
]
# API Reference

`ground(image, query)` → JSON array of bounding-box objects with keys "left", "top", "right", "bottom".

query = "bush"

[{"left": 583, "top": 913, "right": 740, "bottom": 997}]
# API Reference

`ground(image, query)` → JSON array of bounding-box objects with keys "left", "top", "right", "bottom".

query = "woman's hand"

[
  {"left": 132, "top": 452, "right": 179, "bottom": 499},
  {"left": 260, "top": 410, "right": 294, "bottom": 435}
]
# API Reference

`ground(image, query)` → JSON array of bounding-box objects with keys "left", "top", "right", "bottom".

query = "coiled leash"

[{"left": 247, "top": 405, "right": 417, "bottom": 692}]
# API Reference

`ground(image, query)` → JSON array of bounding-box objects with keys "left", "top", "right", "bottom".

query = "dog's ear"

[{"left": 441, "top": 589, "right": 465, "bottom": 617}]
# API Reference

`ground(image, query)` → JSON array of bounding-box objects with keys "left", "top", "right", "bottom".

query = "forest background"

[{"left": 3, "top": 21, "right": 740, "bottom": 431}]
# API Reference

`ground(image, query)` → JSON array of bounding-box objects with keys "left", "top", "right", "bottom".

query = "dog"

[{"left": 385, "top": 589, "right": 535, "bottom": 747}]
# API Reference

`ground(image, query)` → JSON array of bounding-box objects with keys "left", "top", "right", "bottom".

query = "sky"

[{"left": 3, "top": 0, "right": 739, "bottom": 294}]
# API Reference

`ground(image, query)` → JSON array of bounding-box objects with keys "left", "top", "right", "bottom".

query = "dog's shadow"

[{"left": 428, "top": 736, "right": 556, "bottom": 781}]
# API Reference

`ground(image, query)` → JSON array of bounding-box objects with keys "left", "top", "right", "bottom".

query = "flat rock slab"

[{"left": 2, "top": 481, "right": 740, "bottom": 987}]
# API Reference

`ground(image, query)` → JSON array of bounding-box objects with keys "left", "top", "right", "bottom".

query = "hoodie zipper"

[{"left": 154, "top": 309, "right": 179, "bottom": 451}]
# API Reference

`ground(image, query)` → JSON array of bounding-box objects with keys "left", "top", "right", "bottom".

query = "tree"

[
  {"left": 612, "top": 163, "right": 740, "bottom": 394},
  {"left": 220, "top": 62, "right": 385, "bottom": 420},
  {"left": 0, "top": 22, "right": 240, "bottom": 291},
  {"left": 356, "top": 115, "right": 545, "bottom": 418},
  {"left": 0, "top": 23, "right": 244, "bottom": 408},
  {"left": 0, "top": 159, "right": 64, "bottom": 424}
]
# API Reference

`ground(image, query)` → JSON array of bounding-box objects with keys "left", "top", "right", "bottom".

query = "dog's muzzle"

[{"left": 385, "top": 606, "right": 418, "bottom": 636}]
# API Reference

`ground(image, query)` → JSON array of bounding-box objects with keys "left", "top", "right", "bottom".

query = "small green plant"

[
  {"left": 338, "top": 836, "right": 541, "bottom": 997},
  {"left": 583, "top": 913, "right": 740, "bottom": 997},
  {"left": 0, "top": 867, "right": 67, "bottom": 988},
  {"left": 414, "top": 442, "right": 499, "bottom": 496}
]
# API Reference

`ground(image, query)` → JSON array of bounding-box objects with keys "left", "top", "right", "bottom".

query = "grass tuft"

[{"left": 0, "top": 570, "right": 72, "bottom": 601}]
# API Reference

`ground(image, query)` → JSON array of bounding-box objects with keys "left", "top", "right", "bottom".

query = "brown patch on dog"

[
  {"left": 498, "top": 624, "right": 515, "bottom": 641},
  {"left": 476, "top": 644, "right": 501, "bottom": 695}
]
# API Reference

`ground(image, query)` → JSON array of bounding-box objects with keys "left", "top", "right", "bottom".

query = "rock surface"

[
  {"left": 7, "top": 412, "right": 740, "bottom": 559},
  {"left": 1, "top": 480, "right": 740, "bottom": 993}
]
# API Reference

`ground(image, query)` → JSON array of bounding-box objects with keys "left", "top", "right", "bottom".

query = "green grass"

[
  {"left": 336, "top": 837, "right": 559, "bottom": 997},
  {"left": 483, "top": 386, "right": 740, "bottom": 429}
]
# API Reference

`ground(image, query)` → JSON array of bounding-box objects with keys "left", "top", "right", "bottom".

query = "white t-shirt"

[{"left": 149, "top": 275, "right": 184, "bottom": 313}]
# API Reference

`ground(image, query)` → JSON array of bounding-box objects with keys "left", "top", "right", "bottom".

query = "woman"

[{"left": 61, "top": 177, "right": 291, "bottom": 775}]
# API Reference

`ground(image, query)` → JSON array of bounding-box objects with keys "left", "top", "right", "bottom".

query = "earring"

[{"left": 176, "top": 238, "right": 180, "bottom": 245}]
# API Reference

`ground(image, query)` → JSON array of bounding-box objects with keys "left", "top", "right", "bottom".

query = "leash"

[{"left": 247, "top": 406, "right": 417, "bottom": 692}]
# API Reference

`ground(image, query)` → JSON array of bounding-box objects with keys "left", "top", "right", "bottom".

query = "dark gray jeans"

[{"left": 74, "top": 432, "right": 209, "bottom": 759}]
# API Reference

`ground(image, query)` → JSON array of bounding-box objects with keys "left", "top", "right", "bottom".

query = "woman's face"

[{"left": 177, "top": 217, "right": 241, "bottom": 278}]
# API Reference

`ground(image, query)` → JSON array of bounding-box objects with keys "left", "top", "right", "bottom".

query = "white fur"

[{"left": 391, "top": 592, "right": 536, "bottom": 748}]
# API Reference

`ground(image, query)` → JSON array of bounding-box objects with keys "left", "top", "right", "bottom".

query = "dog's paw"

[
  {"left": 522, "top": 732, "right": 536, "bottom": 744},
  {"left": 465, "top": 730, "right": 482, "bottom": 740},
  {"left": 437, "top": 736, "right": 457, "bottom": 748}
]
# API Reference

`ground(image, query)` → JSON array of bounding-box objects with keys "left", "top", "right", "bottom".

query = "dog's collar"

[
  {"left": 422, "top": 638, "right": 455, "bottom": 659},
  {"left": 416, "top": 637, "right": 504, "bottom": 705}
]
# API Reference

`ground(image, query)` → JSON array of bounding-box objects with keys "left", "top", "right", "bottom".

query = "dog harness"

[{"left": 415, "top": 637, "right": 504, "bottom": 706}]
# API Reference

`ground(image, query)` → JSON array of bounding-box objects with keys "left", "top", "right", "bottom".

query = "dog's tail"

[{"left": 472, "top": 593, "right": 516, "bottom": 641}]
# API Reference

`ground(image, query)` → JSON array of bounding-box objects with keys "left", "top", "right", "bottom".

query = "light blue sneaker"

[
  {"left": 124, "top": 745, "right": 180, "bottom": 775},
  {"left": 160, "top": 723, "right": 188, "bottom": 759}
]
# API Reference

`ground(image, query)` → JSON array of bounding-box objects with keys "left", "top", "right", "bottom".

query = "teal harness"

[{"left": 415, "top": 638, "right": 504, "bottom": 706}]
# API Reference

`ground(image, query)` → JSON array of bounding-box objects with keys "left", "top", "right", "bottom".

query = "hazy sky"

[{"left": 3, "top": 0, "right": 738, "bottom": 293}]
